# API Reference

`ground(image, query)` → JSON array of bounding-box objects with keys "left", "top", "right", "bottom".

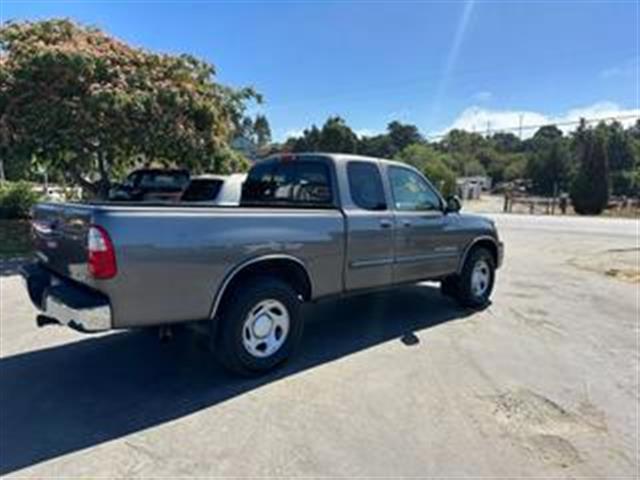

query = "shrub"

[{"left": 0, "top": 182, "right": 41, "bottom": 219}]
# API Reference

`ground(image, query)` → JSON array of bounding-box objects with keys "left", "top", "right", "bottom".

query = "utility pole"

[
  {"left": 518, "top": 114, "right": 524, "bottom": 139},
  {"left": 486, "top": 121, "right": 491, "bottom": 137}
]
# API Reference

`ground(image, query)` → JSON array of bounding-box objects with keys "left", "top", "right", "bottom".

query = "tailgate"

[{"left": 31, "top": 202, "right": 95, "bottom": 282}]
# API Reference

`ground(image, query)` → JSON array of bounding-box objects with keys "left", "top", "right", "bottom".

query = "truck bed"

[{"left": 32, "top": 202, "right": 346, "bottom": 328}]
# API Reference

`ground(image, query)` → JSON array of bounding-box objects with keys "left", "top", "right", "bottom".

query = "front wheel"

[
  {"left": 214, "top": 277, "right": 303, "bottom": 375},
  {"left": 443, "top": 247, "right": 496, "bottom": 308}
]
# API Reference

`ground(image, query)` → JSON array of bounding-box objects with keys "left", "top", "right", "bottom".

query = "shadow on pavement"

[
  {"left": 0, "top": 284, "right": 473, "bottom": 474},
  {"left": 0, "top": 258, "right": 30, "bottom": 277}
]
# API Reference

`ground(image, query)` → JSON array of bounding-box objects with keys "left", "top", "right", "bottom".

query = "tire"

[
  {"left": 453, "top": 247, "right": 496, "bottom": 308},
  {"left": 214, "top": 276, "right": 303, "bottom": 376}
]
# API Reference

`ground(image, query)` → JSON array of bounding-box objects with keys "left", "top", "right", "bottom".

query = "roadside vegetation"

[
  {"left": 0, "top": 181, "right": 40, "bottom": 219},
  {"left": 1, "top": 19, "right": 638, "bottom": 217},
  {"left": 277, "top": 117, "right": 639, "bottom": 215}
]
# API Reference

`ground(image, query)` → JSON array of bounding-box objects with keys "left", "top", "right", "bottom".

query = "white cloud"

[
  {"left": 471, "top": 91, "right": 492, "bottom": 102},
  {"left": 434, "top": 101, "right": 640, "bottom": 139},
  {"left": 354, "top": 128, "right": 377, "bottom": 138}
]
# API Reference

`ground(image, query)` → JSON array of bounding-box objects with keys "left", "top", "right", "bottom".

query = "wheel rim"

[
  {"left": 471, "top": 259, "right": 491, "bottom": 298},
  {"left": 242, "top": 299, "right": 290, "bottom": 358}
]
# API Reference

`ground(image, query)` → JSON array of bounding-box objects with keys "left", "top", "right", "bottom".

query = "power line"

[{"left": 423, "top": 113, "right": 640, "bottom": 141}]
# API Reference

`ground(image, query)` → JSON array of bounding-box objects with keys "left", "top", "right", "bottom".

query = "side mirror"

[{"left": 445, "top": 195, "right": 462, "bottom": 213}]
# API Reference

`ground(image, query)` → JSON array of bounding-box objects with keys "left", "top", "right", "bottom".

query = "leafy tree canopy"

[
  {"left": 0, "top": 19, "right": 259, "bottom": 196},
  {"left": 387, "top": 121, "right": 423, "bottom": 153},
  {"left": 319, "top": 116, "right": 358, "bottom": 153}
]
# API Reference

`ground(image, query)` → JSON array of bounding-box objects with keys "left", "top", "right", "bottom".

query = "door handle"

[
  {"left": 402, "top": 219, "right": 412, "bottom": 228},
  {"left": 379, "top": 219, "right": 392, "bottom": 229}
]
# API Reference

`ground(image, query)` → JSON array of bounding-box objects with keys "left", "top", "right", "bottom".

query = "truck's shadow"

[{"left": 0, "top": 285, "right": 475, "bottom": 475}]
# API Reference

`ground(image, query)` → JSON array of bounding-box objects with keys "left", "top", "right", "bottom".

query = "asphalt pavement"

[{"left": 0, "top": 213, "right": 637, "bottom": 477}]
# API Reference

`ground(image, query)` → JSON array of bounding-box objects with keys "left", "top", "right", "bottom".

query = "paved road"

[{"left": 0, "top": 213, "right": 637, "bottom": 477}]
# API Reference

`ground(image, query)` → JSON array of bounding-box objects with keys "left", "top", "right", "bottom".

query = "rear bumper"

[{"left": 20, "top": 263, "right": 112, "bottom": 333}]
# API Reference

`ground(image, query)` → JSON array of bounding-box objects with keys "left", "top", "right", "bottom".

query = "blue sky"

[{"left": 2, "top": 0, "right": 638, "bottom": 140}]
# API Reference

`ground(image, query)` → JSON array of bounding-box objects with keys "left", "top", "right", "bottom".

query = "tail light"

[{"left": 88, "top": 225, "right": 117, "bottom": 279}]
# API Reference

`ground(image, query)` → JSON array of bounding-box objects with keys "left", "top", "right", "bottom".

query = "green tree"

[
  {"left": 526, "top": 138, "right": 571, "bottom": 195},
  {"left": 503, "top": 154, "right": 527, "bottom": 181},
  {"left": 387, "top": 121, "right": 423, "bottom": 153},
  {"left": 253, "top": 114, "right": 272, "bottom": 148},
  {"left": 531, "top": 125, "right": 563, "bottom": 144},
  {"left": 210, "top": 146, "right": 251, "bottom": 174},
  {"left": 395, "top": 144, "right": 457, "bottom": 196},
  {"left": 318, "top": 116, "right": 358, "bottom": 153},
  {"left": 0, "top": 19, "right": 259, "bottom": 198},
  {"left": 476, "top": 148, "right": 526, "bottom": 184},
  {"left": 358, "top": 134, "right": 395, "bottom": 158},
  {"left": 441, "top": 129, "right": 488, "bottom": 154},
  {"left": 602, "top": 121, "right": 637, "bottom": 195},
  {"left": 570, "top": 121, "right": 610, "bottom": 215},
  {"left": 491, "top": 132, "right": 522, "bottom": 153},
  {"left": 289, "top": 125, "right": 321, "bottom": 152}
]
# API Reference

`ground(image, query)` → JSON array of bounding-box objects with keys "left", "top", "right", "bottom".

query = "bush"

[{"left": 0, "top": 182, "right": 41, "bottom": 219}]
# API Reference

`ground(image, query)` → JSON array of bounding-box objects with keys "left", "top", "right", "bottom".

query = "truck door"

[
  {"left": 342, "top": 161, "right": 395, "bottom": 291},
  {"left": 386, "top": 165, "right": 459, "bottom": 282}
]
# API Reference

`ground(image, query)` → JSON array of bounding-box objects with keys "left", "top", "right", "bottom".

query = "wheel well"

[
  {"left": 468, "top": 239, "right": 498, "bottom": 266},
  {"left": 213, "top": 258, "right": 312, "bottom": 318}
]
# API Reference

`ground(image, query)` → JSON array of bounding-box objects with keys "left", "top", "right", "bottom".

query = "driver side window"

[{"left": 389, "top": 167, "right": 442, "bottom": 211}]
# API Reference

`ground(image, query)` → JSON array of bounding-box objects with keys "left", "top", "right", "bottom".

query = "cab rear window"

[{"left": 241, "top": 159, "right": 334, "bottom": 207}]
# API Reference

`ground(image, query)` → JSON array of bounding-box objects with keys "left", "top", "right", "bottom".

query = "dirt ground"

[
  {"left": 465, "top": 193, "right": 640, "bottom": 219},
  {"left": 0, "top": 212, "right": 637, "bottom": 478}
]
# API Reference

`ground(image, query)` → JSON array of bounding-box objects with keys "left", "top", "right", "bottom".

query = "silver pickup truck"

[{"left": 22, "top": 153, "right": 503, "bottom": 374}]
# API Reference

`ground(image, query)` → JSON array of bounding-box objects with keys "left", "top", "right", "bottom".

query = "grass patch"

[{"left": 0, "top": 220, "right": 33, "bottom": 259}]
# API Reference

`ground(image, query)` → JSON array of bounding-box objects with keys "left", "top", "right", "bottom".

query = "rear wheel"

[{"left": 214, "top": 277, "right": 303, "bottom": 375}]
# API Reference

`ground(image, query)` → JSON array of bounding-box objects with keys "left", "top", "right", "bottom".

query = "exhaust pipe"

[{"left": 36, "top": 315, "right": 61, "bottom": 328}]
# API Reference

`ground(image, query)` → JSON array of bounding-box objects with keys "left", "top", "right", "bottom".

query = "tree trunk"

[
  {"left": 69, "top": 159, "right": 101, "bottom": 199},
  {"left": 0, "top": 156, "right": 5, "bottom": 182},
  {"left": 96, "top": 151, "right": 111, "bottom": 200},
  {"left": 69, "top": 152, "right": 111, "bottom": 200}
]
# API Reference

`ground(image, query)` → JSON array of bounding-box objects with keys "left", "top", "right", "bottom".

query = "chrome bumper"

[{"left": 20, "top": 263, "right": 112, "bottom": 333}]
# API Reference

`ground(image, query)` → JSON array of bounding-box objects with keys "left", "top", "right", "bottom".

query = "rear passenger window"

[
  {"left": 347, "top": 162, "right": 387, "bottom": 211},
  {"left": 242, "top": 160, "right": 333, "bottom": 207}
]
